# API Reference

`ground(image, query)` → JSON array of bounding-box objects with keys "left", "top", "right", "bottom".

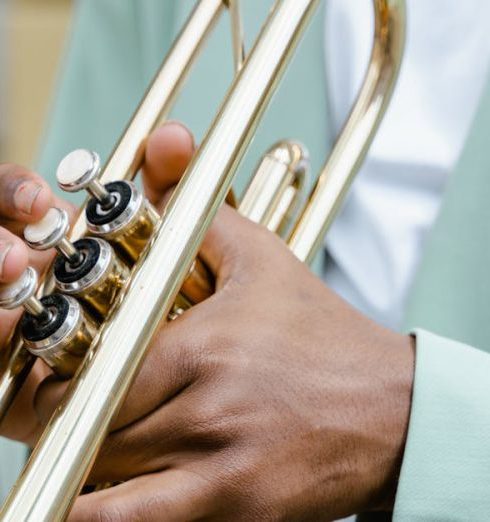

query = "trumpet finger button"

[
  {"left": 0, "top": 266, "right": 38, "bottom": 310},
  {"left": 24, "top": 208, "right": 69, "bottom": 250},
  {"left": 57, "top": 149, "right": 114, "bottom": 208},
  {"left": 56, "top": 149, "right": 100, "bottom": 190},
  {"left": 56, "top": 149, "right": 100, "bottom": 192},
  {"left": 24, "top": 207, "right": 82, "bottom": 265}
]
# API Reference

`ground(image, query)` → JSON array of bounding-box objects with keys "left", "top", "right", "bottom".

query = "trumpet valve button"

[
  {"left": 21, "top": 294, "right": 97, "bottom": 379},
  {"left": 24, "top": 208, "right": 69, "bottom": 250},
  {"left": 0, "top": 267, "right": 38, "bottom": 310},
  {"left": 56, "top": 149, "right": 100, "bottom": 192}
]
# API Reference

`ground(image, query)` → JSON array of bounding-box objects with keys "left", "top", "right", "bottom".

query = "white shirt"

[{"left": 323, "top": 0, "right": 490, "bottom": 329}]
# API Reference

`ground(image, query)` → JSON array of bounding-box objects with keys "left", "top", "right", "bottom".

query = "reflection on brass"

[
  {"left": 0, "top": 0, "right": 224, "bottom": 444},
  {"left": 239, "top": 140, "right": 309, "bottom": 238},
  {"left": 52, "top": 316, "right": 97, "bottom": 379},
  {"left": 0, "top": 334, "right": 35, "bottom": 426},
  {"left": 53, "top": 239, "right": 130, "bottom": 320},
  {"left": 26, "top": 313, "right": 97, "bottom": 380},
  {"left": 288, "top": 0, "right": 406, "bottom": 263},
  {"left": 169, "top": 293, "right": 193, "bottom": 321},
  {"left": 0, "top": 0, "right": 405, "bottom": 520},
  {"left": 101, "top": 202, "right": 159, "bottom": 265},
  {"left": 73, "top": 254, "right": 129, "bottom": 320},
  {"left": 22, "top": 296, "right": 98, "bottom": 380},
  {"left": 227, "top": 0, "right": 245, "bottom": 72},
  {"left": 180, "top": 258, "right": 214, "bottom": 304}
]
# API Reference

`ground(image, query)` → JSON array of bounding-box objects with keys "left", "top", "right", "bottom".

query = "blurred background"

[
  {"left": 0, "top": 0, "right": 73, "bottom": 496},
  {"left": 0, "top": 0, "right": 73, "bottom": 167}
]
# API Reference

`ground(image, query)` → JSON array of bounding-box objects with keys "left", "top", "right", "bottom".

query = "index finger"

[{"left": 0, "top": 164, "right": 54, "bottom": 223}]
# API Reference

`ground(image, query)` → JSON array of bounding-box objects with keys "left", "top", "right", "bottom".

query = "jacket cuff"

[{"left": 394, "top": 329, "right": 490, "bottom": 520}]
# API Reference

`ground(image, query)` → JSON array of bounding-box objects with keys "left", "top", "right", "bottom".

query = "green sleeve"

[
  {"left": 37, "top": 0, "right": 175, "bottom": 199},
  {"left": 394, "top": 329, "right": 490, "bottom": 521}
]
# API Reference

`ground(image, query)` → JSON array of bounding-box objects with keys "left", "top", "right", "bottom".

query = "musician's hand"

[
  {"left": 0, "top": 164, "right": 73, "bottom": 443},
  {"left": 0, "top": 122, "right": 194, "bottom": 444},
  {"left": 62, "top": 200, "right": 415, "bottom": 518}
]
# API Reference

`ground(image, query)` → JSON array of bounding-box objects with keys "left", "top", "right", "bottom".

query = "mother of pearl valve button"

[
  {"left": 24, "top": 208, "right": 82, "bottom": 265},
  {"left": 0, "top": 267, "right": 37, "bottom": 309},
  {"left": 56, "top": 149, "right": 100, "bottom": 190},
  {"left": 56, "top": 149, "right": 114, "bottom": 207},
  {"left": 24, "top": 208, "right": 69, "bottom": 248},
  {"left": 0, "top": 266, "right": 50, "bottom": 321}
]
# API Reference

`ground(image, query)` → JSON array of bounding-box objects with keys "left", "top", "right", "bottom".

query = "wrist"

[{"left": 367, "top": 332, "right": 415, "bottom": 512}]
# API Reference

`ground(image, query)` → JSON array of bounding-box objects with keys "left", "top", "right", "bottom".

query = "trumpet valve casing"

[
  {"left": 85, "top": 181, "right": 158, "bottom": 264},
  {"left": 20, "top": 294, "right": 97, "bottom": 379},
  {"left": 54, "top": 237, "right": 129, "bottom": 319}
]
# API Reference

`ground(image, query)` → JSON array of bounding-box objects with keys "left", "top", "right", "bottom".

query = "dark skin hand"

[
  {"left": 0, "top": 122, "right": 414, "bottom": 521},
  {"left": 0, "top": 122, "right": 194, "bottom": 444}
]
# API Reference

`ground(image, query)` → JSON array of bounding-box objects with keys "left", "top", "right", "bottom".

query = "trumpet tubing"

[{"left": 0, "top": 1, "right": 405, "bottom": 520}]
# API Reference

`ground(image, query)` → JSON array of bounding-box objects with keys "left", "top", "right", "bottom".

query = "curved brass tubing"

[
  {"left": 0, "top": 1, "right": 405, "bottom": 520},
  {"left": 0, "top": 1, "right": 319, "bottom": 520},
  {"left": 0, "top": 0, "right": 225, "bottom": 425},
  {"left": 288, "top": 0, "right": 406, "bottom": 263}
]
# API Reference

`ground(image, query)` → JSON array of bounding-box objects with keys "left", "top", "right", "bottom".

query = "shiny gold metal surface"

[
  {"left": 239, "top": 140, "right": 309, "bottom": 237},
  {"left": 93, "top": 199, "right": 159, "bottom": 265},
  {"left": 181, "top": 141, "right": 309, "bottom": 303},
  {"left": 181, "top": 258, "right": 215, "bottom": 303},
  {"left": 24, "top": 303, "right": 98, "bottom": 379},
  {"left": 227, "top": 0, "right": 245, "bottom": 72},
  {"left": 0, "top": 0, "right": 406, "bottom": 520},
  {"left": 1, "top": 2, "right": 318, "bottom": 520},
  {"left": 67, "top": 251, "right": 130, "bottom": 319},
  {"left": 0, "top": 335, "right": 34, "bottom": 425},
  {"left": 288, "top": 0, "right": 406, "bottom": 263},
  {"left": 0, "top": 0, "right": 224, "bottom": 425},
  {"left": 169, "top": 293, "right": 193, "bottom": 321}
]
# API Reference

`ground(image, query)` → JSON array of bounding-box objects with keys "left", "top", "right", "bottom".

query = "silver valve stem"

[
  {"left": 0, "top": 267, "right": 51, "bottom": 323},
  {"left": 56, "top": 149, "right": 115, "bottom": 208},
  {"left": 24, "top": 208, "right": 83, "bottom": 266}
]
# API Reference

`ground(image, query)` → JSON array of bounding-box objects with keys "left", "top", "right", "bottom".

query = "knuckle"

[
  {"left": 0, "top": 166, "right": 24, "bottom": 204},
  {"left": 97, "top": 432, "right": 129, "bottom": 464},
  {"left": 184, "top": 394, "right": 241, "bottom": 448},
  {"left": 0, "top": 163, "right": 30, "bottom": 186},
  {"left": 88, "top": 504, "right": 129, "bottom": 522}
]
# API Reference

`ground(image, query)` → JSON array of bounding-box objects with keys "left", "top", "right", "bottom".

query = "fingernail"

[
  {"left": 0, "top": 241, "right": 13, "bottom": 278},
  {"left": 166, "top": 120, "right": 195, "bottom": 149},
  {"left": 13, "top": 182, "right": 43, "bottom": 215}
]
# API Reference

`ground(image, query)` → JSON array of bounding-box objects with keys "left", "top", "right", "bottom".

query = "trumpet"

[{"left": 0, "top": 0, "right": 405, "bottom": 520}]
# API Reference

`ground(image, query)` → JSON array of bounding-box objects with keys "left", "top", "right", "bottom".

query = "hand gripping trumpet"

[{"left": 0, "top": 1, "right": 405, "bottom": 519}]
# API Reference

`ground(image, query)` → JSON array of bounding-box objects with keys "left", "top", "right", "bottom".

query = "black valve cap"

[
  {"left": 21, "top": 294, "right": 69, "bottom": 343},
  {"left": 85, "top": 181, "right": 132, "bottom": 226},
  {"left": 54, "top": 238, "right": 101, "bottom": 284}
]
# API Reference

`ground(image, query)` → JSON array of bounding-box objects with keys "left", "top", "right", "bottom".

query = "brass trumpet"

[{"left": 0, "top": 0, "right": 405, "bottom": 519}]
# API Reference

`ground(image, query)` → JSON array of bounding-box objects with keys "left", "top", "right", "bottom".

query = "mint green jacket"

[{"left": 8, "top": 1, "right": 490, "bottom": 519}]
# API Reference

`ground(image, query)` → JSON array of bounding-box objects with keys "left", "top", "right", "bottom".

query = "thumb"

[
  {"left": 142, "top": 121, "right": 195, "bottom": 211},
  {"left": 199, "top": 205, "right": 272, "bottom": 290}
]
